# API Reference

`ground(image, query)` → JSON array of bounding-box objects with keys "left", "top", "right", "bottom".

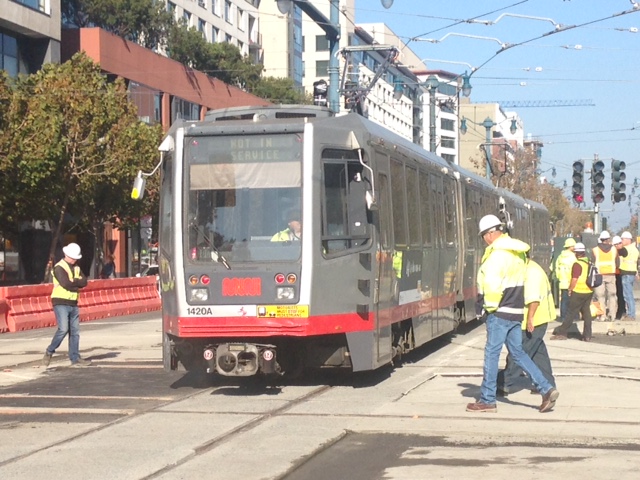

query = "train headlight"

[
  {"left": 276, "top": 286, "right": 295, "bottom": 300},
  {"left": 189, "top": 288, "right": 209, "bottom": 301}
]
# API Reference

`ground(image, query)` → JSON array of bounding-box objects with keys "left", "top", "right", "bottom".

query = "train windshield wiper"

[{"left": 191, "top": 223, "right": 231, "bottom": 270}]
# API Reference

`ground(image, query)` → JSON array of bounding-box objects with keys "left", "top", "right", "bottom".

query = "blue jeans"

[
  {"left": 480, "top": 314, "right": 554, "bottom": 404},
  {"left": 622, "top": 275, "right": 636, "bottom": 319},
  {"left": 46, "top": 304, "right": 81, "bottom": 362}
]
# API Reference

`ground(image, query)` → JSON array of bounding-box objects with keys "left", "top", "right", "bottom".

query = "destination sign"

[{"left": 187, "top": 134, "right": 302, "bottom": 164}]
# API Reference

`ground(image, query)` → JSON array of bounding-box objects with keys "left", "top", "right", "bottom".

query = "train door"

[
  {"left": 438, "top": 175, "right": 459, "bottom": 335},
  {"left": 428, "top": 173, "right": 445, "bottom": 336},
  {"left": 375, "top": 172, "right": 394, "bottom": 365}
]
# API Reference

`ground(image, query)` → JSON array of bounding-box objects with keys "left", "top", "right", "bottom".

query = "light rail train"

[{"left": 152, "top": 105, "right": 551, "bottom": 377}]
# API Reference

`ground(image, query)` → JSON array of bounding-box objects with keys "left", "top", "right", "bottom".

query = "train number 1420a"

[{"left": 186, "top": 307, "right": 213, "bottom": 316}]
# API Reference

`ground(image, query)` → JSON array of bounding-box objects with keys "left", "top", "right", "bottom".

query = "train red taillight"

[
  {"left": 200, "top": 275, "right": 211, "bottom": 285},
  {"left": 274, "top": 273, "right": 285, "bottom": 284}
]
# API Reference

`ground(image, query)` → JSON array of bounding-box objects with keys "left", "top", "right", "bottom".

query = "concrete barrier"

[{"left": 0, "top": 277, "right": 160, "bottom": 333}]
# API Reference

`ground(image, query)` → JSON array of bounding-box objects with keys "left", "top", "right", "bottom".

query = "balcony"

[{"left": 249, "top": 32, "right": 262, "bottom": 50}]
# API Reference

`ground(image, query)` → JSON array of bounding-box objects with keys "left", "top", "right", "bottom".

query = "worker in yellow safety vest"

[
  {"left": 592, "top": 230, "right": 619, "bottom": 321},
  {"left": 42, "top": 243, "right": 91, "bottom": 368},
  {"left": 551, "top": 238, "right": 577, "bottom": 324},
  {"left": 466, "top": 214, "right": 558, "bottom": 414},
  {"left": 619, "top": 231, "right": 639, "bottom": 320}
]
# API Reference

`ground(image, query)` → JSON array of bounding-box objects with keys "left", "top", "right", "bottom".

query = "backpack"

[{"left": 586, "top": 262, "right": 603, "bottom": 289}]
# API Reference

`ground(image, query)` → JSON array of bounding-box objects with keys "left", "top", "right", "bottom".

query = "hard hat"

[
  {"left": 598, "top": 230, "right": 611, "bottom": 241},
  {"left": 621, "top": 231, "right": 633, "bottom": 240},
  {"left": 573, "top": 242, "right": 586, "bottom": 252},
  {"left": 62, "top": 243, "right": 82, "bottom": 260},
  {"left": 478, "top": 214, "right": 503, "bottom": 236},
  {"left": 563, "top": 238, "right": 577, "bottom": 248},
  {"left": 612, "top": 235, "right": 622, "bottom": 245}
]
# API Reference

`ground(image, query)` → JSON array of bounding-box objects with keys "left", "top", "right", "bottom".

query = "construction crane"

[{"left": 480, "top": 99, "right": 595, "bottom": 108}]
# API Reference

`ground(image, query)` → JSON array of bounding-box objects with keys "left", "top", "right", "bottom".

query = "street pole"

[
  {"left": 328, "top": 0, "right": 340, "bottom": 113},
  {"left": 483, "top": 117, "right": 493, "bottom": 180}
]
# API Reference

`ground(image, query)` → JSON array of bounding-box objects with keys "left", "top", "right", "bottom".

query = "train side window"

[
  {"left": 419, "top": 171, "right": 432, "bottom": 245},
  {"left": 443, "top": 177, "right": 456, "bottom": 245},
  {"left": 159, "top": 153, "right": 173, "bottom": 256},
  {"left": 406, "top": 166, "right": 421, "bottom": 246},
  {"left": 390, "top": 159, "right": 407, "bottom": 248},
  {"left": 321, "top": 153, "right": 370, "bottom": 255}
]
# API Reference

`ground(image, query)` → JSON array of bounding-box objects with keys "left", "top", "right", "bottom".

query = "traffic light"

[
  {"left": 572, "top": 160, "right": 584, "bottom": 204},
  {"left": 591, "top": 159, "right": 605, "bottom": 203},
  {"left": 612, "top": 159, "right": 626, "bottom": 203}
]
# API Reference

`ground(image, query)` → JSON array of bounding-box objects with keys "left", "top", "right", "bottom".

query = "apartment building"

[
  {"left": 166, "top": 0, "right": 262, "bottom": 64},
  {"left": 0, "top": 0, "right": 61, "bottom": 75}
]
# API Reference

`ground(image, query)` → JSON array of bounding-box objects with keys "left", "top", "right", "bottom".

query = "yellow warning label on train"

[{"left": 257, "top": 305, "right": 309, "bottom": 318}]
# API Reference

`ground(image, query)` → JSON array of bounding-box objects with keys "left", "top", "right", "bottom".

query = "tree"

[
  {"left": 251, "top": 77, "right": 311, "bottom": 105},
  {"left": 62, "top": 0, "right": 174, "bottom": 50},
  {"left": 0, "top": 53, "right": 161, "bottom": 280}
]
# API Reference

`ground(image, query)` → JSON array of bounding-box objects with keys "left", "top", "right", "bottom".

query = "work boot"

[
  {"left": 540, "top": 388, "right": 560, "bottom": 413},
  {"left": 42, "top": 352, "right": 52, "bottom": 367},
  {"left": 70, "top": 357, "right": 92, "bottom": 367},
  {"left": 466, "top": 402, "right": 497, "bottom": 413}
]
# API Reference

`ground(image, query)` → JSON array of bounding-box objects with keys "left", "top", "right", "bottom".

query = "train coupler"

[{"left": 203, "top": 343, "right": 279, "bottom": 376}]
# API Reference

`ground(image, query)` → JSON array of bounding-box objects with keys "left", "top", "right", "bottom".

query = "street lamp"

[
  {"left": 421, "top": 72, "right": 473, "bottom": 154},
  {"left": 460, "top": 116, "right": 518, "bottom": 179}
]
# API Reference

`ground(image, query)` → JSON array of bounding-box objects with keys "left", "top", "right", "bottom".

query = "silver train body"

[{"left": 157, "top": 105, "right": 551, "bottom": 377}]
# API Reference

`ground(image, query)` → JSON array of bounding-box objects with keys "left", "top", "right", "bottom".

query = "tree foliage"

[
  {"left": 0, "top": 53, "right": 162, "bottom": 277},
  {"left": 251, "top": 76, "right": 311, "bottom": 105}
]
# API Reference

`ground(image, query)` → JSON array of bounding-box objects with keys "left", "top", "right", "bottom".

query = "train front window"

[{"left": 185, "top": 133, "right": 303, "bottom": 262}]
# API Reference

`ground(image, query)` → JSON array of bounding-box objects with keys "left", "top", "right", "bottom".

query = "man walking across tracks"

[
  {"left": 619, "top": 231, "right": 639, "bottom": 321},
  {"left": 466, "top": 215, "right": 559, "bottom": 413},
  {"left": 551, "top": 242, "right": 594, "bottom": 342},
  {"left": 42, "top": 243, "right": 92, "bottom": 367},
  {"left": 551, "top": 238, "right": 577, "bottom": 325},
  {"left": 497, "top": 258, "right": 557, "bottom": 396},
  {"left": 592, "top": 230, "right": 619, "bottom": 321}
]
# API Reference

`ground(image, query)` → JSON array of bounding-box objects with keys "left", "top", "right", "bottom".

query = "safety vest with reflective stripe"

[
  {"left": 477, "top": 234, "right": 530, "bottom": 322},
  {"left": 620, "top": 243, "right": 639, "bottom": 273},
  {"left": 555, "top": 249, "right": 577, "bottom": 289},
  {"left": 51, "top": 260, "right": 80, "bottom": 302},
  {"left": 522, "top": 260, "right": 556, "bottom": 329},
  {"left": 592, "top": 246, "right": 617, "bottom": 275},
  {"left": 573, "top": 257, "right": 592, "bottom": 294}
]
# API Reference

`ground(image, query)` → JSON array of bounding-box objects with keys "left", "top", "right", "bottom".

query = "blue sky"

[{"left": 352, "top": 0, "right": 640, "bottom": 230}]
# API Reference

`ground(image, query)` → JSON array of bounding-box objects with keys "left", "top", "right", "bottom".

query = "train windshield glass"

[{"left": 185, "top": 133, "right": 303, "bottom": 263}]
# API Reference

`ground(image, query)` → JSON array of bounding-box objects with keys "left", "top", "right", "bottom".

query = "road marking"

[
  {"left": 0, "top": 406, "right": 136, "bottom": 415},
  {"left": 0, "top": 393, "right": 174, "bottom": 401}
]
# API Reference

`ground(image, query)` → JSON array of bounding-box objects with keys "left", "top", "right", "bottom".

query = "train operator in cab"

[
  {"left": 467, "top": 214, "right": 559, "bottom": 414},
  {"left": 271, "top": 210, "right": 301, "bottom": 242}
]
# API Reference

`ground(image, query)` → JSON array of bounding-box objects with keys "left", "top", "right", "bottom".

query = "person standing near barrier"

[
  {"left": 466, "top": 215, "right": 559, "bottom": 414},
  {"left": 612, "top": 235, "right": 628, "bottom": 320},
  {"left": 497, "top": 258, "right": 557, "bottom": 396},
  {"left": 551, "top": 242, "right": 594, "bottom": 341},
  {"left": 551, "top": 238, "right": 577, "bottom": 325},
  {"left": 592, "top": 231, "right": 618, "bottom": 321},
  {"left": 42, "top": 243, "right": 91, "bottom": 367},
  {"left": 619, "top": 231, "right": 639, "bottom": 321}
]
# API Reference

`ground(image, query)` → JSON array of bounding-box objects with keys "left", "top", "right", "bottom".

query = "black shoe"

[{"left": 496, "top": 388, "right": 509, "bottom": 397}]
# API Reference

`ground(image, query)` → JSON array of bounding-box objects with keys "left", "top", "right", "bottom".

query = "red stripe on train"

[{"left": 166, "top": 292, "right": 461, "bottom": 338}]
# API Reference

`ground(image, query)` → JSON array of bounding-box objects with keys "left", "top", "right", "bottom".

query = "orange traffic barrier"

[{"left": 0, "top": 277, "right": 160, "bottom": 333}]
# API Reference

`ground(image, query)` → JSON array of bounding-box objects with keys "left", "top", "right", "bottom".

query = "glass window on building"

[
  {"left": 237, "top": 8, "right": 245, "bottom": 31},
  {"left": 129, "top": 82, "right": 162, "bottom": 125},
  {"left": 440, "top": 118, "right": 455, "bottom": 131},
  {"left": 316, "top": 60, "right": 329, "bottom": 77},
  {"left": 212, "top": 26, "right": 218, "bottom": 42},
  {"left": 198, "top": 19, "right": 206, "bottom": 36},
  {"left": 224, "top": 0, "right": 232, "bottom": 23},
  {"left": 1, "top": 32, "right": 19, "bottom": 77},
  {"left": 441, "top": 136, "right": 455, "bottom": 149},
  {"left": 315, "top": 35, "right": 330, "bottom": 52},
  {"left": 171, "top": 96, "right": 201, "bottom": 124}
]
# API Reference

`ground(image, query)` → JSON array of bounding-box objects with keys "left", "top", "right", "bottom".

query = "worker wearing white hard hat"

[
  {"left": 551, "top": 237, "right": 577, "bottom": 324},
  {"left": 43, "top": 243, "right": 91, "bottom": 368},
  {"left": 468, "top": 215, "right": 558, "bottom": 413},
  {"left": 619, "top": 231, "right": 639, "bottom": 320},
  {"left": 592, "top": 230, "right": 619, "bottom": 321},
  {"left": 552, "top": 240, "right": 595, "bottom": 341}
]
